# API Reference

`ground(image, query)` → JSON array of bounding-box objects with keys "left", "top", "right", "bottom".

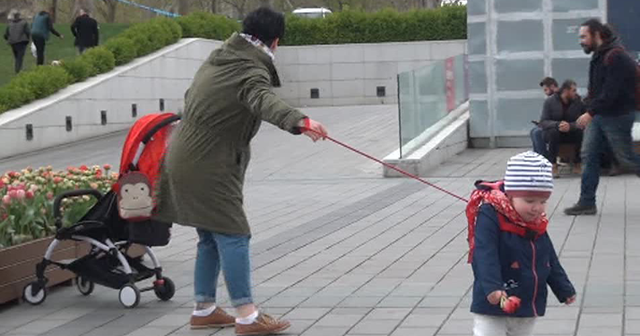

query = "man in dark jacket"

[
  {"left": 538, "top": 80, "right": 585, "bottom": 176},
  {"left": 31, "top": 10, "right": 63, "bottom": 65},
  {"left": 565, "top": 19, "right": 640, "bottom": 216},
  {"left": 71, "top": 9, "right": 99, "bottom": 54},
  {"left": 3, "top": 10, "right": 30, "bottom": 73},
  {"left": 530, "top": 77, "right": 559, "bottom": 161}
]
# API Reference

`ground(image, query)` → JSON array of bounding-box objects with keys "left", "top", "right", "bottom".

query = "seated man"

[
  {"left": 531, "top": 77, "right": 559, "bottom": 158},
  {"left": 538, "top": 80, "right": 584, "bottom": 176}
]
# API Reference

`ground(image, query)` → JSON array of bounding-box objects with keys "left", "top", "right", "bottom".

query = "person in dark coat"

[
  {"left": 467, "top": 152, "right": 576, "bottom": 336},
  {"left": 31, "top": 10, "right": 63, "bottom": 65},
  {"left": 565, "top": 19, "right": 640, "bottom": 216},
  {"left": 537, "top": 80, "right": 585, "bottom": 176},
  {"left": 3, "top": 10, "right": 30, "bottom": 73},
  {"left": 530, "top": 77, "right": 559, "bottom": 161},
  {"left": 70, "top": 9, "right": 99, "bottom": 54},
  {"left": 155, "top": 7, "right": 328, "bottom": 335}
]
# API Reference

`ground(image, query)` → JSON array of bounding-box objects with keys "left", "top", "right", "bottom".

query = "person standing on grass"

[
  {"left": 3, "top": 10, "right": 30, "bottom": 73},
  {"left": 71, "top": 9, "right": 99, "bottom": 55},
  {"left": 31, "top": 10, "right": 63, "bottom": 66},
  {"left": 154, "top": 7, "right": 328, "bottom": 336}
]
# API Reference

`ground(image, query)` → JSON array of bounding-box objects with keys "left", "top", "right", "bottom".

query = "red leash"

[{"left": 305, "top": 127, "right": 469, "bottom": 203}]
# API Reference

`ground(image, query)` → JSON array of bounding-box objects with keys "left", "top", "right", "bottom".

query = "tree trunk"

[
  {"left": 50, "top": 0, "right": 58, "bottom": 23},
  {"left": 210, "top": 0, "right": 217, "bottom": 13},
  {"left": 106, "top": 0, "right": 117, "bottom": 23},
  {"left": 178, "top": 0, "right": 189, "bottom": 15}
]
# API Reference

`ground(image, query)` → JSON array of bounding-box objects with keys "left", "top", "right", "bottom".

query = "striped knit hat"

[{"left": 504, "top": 151, "right": 554, "bottom": 198}]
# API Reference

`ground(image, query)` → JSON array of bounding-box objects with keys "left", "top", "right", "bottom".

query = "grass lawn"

[{"left": 0, "top": 23, "right": 129, "bottom": 86}]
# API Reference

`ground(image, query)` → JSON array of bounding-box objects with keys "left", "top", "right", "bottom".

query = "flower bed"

[{"left": 0, "top": 164, "right": 116, "bottom": 249}]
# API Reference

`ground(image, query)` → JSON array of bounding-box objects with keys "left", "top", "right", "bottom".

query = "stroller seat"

[{"left": 56, "top": 220, "right": 109, "bottom": 241}]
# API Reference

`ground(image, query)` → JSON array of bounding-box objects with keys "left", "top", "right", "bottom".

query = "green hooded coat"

[{"left": 154, "top": 33, "right": 306, "bottom": 235}]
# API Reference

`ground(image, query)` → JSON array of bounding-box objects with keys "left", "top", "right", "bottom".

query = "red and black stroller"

[{"left": 23, "top": 113, "right": 180, "bottom": 308}]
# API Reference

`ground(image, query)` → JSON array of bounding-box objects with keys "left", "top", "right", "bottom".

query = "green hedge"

[
  {"left": 177, "top": 12, "right": 240, "bottom": 39},
  {"left": 0, "top": 66, "right": 71, "bottom": 111},
  {"left": 282, "top": 6, "right": 466, "bottom": 45},
  {"left": 0, "top": 7, "right": 466, "bottom": 113},
  {"left": 103, "top": 37, "right": 137, "bottom": 66}
]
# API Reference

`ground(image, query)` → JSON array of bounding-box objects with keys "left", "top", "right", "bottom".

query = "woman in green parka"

[{"left": 154, "top": 7, "right": 328, "bottom": 336}]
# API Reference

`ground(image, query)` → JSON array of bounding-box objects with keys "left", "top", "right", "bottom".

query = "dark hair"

[
  {"left": 539, "top": 77, "right": 558, "bottom": 88},
  {"left": 581, "top": 18, "right": 614, "bottom": 41},
  {"left": 559, "top": 79, "right": 577, "bottom": 93},
  {"left": 242, "top": 7, "right": 285, "bottom": 47}
]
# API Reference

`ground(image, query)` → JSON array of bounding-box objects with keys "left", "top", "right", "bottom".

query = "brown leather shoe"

[
  {"left": 190, "top": 307, "right": 236, "bottom": 329},
  {"left": 235, "top": 313, "right": 291, "bottom": 335}
]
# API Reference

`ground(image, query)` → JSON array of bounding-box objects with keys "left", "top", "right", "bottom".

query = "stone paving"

[{"left": 1, "top": 105, "right": 639, "bottom": 336}]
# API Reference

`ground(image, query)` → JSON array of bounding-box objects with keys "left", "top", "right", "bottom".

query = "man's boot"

[
  {"left": 552, "top": 164, "right": 560, "bottom": 178},
  {"left": 564, "top": 203, "right": 597, "bottom": 216}
]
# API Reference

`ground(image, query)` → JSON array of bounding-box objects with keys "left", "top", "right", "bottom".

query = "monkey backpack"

[{"left": 114, "top": 171, "right": 154, "bottom": 222}]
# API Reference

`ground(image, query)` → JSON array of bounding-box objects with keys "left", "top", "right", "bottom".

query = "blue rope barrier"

[{"left": 114, "top": 0, "right": 181, "bottom": 18}]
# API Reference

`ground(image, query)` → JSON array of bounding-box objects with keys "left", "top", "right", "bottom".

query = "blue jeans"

[
  {"left": 579, "top": 113, "right": 640, "bottom": 206},
  {"left": 194, "top": 229, "right": 253, "bottom": 307},
  {"left": 530, "top": 127, "right": 548, "bottom": 160}
]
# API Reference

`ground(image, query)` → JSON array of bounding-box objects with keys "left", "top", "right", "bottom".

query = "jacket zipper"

[{"left": 530, "top": 240, "right": 539, "bottom": 317}]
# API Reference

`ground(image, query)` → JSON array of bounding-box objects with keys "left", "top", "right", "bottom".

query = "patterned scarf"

[
  {"left": 240, "top": 33, "right": 275, "bottom": 61},
  {"left": 466, "top": 181, "right": 548, "bottom": 263}
]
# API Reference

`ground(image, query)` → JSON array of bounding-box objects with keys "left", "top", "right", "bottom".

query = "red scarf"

[{"left": 466, "top": 181, "right": 548, "bottom": 263}]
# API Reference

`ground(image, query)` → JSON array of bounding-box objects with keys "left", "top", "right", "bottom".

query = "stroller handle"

[{"left": 53, "top": 189, "right": 104, "bottom": 229}]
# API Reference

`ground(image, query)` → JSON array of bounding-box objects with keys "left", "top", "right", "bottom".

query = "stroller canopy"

[{"left": 119, "top": 113, "right": 179, "bottom": 187}]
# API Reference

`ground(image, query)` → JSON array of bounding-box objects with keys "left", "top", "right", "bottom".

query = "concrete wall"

[
  {"left": 0, "top": 38, "right": 465, "bottom": 159},
  {"left": 273, "top": 40, "right": 466, "bottom": 107},
  {"left": 468, "top": 0, "right": 607, "bottom": 147}
]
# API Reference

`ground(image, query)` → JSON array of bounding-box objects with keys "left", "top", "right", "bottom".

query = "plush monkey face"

[{"left": 117, "top": 172, "right": 153, "bottom": 220}]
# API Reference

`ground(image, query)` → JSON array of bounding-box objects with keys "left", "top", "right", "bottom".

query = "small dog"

[{"left": 51, "top": 60, "right": 63, "bottom": 66}]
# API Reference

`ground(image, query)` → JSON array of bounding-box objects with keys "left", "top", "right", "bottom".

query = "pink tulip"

[
  {"left": 46, "top": 192, "right": 54, "bottom": 200},
  {"left": 104, "top": 164, "right": 112, "bottom": 171},
  {"left": 25, "top": 191, "right": 34, "bottom": 199},
  {"left": 2, "top": 195, "right": 11, "bottom": 205},
  {"left": 16, "top": 190, "right": 25, "bottom": 199},
  {"left": 8, "top": 190, "right": 18, "bottom": 199}
]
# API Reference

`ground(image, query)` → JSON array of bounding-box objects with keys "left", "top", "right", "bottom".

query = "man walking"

[
  {"left": 155, "top": 7, "right": 328, "bottom": 335},
  {"left": 3, "top": 10, "right": 30, "bottom": 73},
  {"left": 565, "top": 19, "right": 640, "bottom": 216},
  {"left": 71, "top": 9, "right": 99, "bottom": 54}
]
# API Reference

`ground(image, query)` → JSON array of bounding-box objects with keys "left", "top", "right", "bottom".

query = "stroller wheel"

[
  {"left": 119, "top": 284, "right": 140, "bottom": 308},
  {"left": 76, "top": 276, "right": 94, "bottom": 296},
  {"left": 153, "top": 277, "right": 175, "bottom": 301},
  {"left": 23, "top": 282, "right": 47, "bottom": 305}
]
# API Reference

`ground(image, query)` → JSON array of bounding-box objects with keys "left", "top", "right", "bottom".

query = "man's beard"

[{"left": 581, "top": 43, "right": 594, "bottom": 54}]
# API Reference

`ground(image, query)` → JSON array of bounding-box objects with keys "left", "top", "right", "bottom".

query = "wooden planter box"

[{"left": 0, "top": 237, "right": 145, "bottom": 305}]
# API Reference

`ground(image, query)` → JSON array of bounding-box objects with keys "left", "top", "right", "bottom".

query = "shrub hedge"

[
  {"left": 0, "top": 6, "right": 466, "bottom": 113},
  {"left": 282, "top": 6, "right": 466, "bottom": 45}
]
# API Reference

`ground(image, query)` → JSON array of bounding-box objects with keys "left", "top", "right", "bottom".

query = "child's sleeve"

[
  {"left": 472, "top": 205, "right": 504, "bottom": 298},
  {"left": 546, "top": 235, "right": 576, "bottom": 302}
]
